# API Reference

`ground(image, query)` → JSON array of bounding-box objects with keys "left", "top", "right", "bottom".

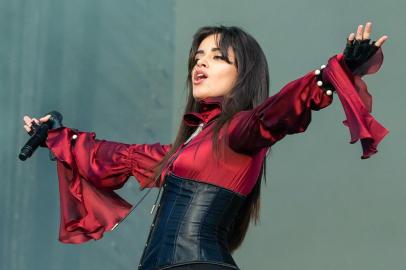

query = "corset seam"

[
  {"left": 156, "top": 179, "right": 185, "bottom": 268},
  {"left": 216, "top": 192, "right": 234, "bottom": 260},
  {"left": 214, "top": 191, "right": 224, "bottom": 260},
  {"left": 173, "top": 181, "right": 196, "bottom": 262},
  {"left": 199, "top": 188, "right": 218, "bottom": 258}
]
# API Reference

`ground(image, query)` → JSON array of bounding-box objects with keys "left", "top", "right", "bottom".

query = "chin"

[{"left": 192, "top": 90, "right": 206, "bottom": 100}]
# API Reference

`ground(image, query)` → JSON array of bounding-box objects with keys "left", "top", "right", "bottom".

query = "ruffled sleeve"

[
  {"left": 227, "top": 50, "right": 388, "bottom": 158},
  {"left": 46, "top": 127, "right": 171, "bottom": 244},
  {"left": 322, "top": 48, "right": 388, "bottom": 159}
]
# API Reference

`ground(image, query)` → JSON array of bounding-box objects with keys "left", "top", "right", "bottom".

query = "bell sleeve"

[
  {"left": 228, "top": 50, "right": 388, "bottom": 158},
  {"left": 45, "top": 127, "right": 171, "bottom": 244},
  {"left": 323, "top": 49, "right": 388, "bottom": 159}
]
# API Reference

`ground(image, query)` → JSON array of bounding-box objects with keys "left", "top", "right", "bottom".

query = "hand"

[
  {"left": 344, "top": 22, "right": 388, "bottom": 72},
  {"left": 23, "top": 114, "right": 51, "bottom": 136},
  {"left": 347, "top": 22, "right": 388, "bottom": 47}
]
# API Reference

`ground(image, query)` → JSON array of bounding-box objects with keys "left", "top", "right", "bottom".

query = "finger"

[
  {"left": 375, "top": 35, "right": 388, "bottom": 47},
  {"left": 24, "top": 125, "right": 31, "bottom": 132},
  {"left": 23, "top": 115, "right": 32, "bottom": 126},
  {"left": 363, "top": 22, "right": 372, "bottom": 39},
  {"left": 32, "top": 118, "right": 40, "bottom": 124},
  {"left": 356, "top": 25, "right": 363, "bottom": 40},
  {"left": 40, "top": 115, "right": 51, "bottom": 122},
  {"left": 348, "top": 33, "right": 355, "bottom": 43}
]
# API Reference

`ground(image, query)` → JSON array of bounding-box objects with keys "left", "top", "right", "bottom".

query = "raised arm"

[{"left": 227, "top": 22, "right": 388, "bottom": 157}]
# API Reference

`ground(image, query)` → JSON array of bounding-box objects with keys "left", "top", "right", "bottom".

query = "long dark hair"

[{"left": 151, "top": 25, "right": 270, "bottom": 252}]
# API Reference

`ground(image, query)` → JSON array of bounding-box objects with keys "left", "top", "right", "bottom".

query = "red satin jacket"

[{"left": 45, "top": 51, "right": 388, "bottom": 244}]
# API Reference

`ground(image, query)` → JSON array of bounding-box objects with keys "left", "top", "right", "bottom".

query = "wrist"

[{"left": 314, "top": 65, "right": 335, "bottom": 96}]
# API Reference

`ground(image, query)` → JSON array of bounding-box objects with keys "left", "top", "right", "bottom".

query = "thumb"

[{"left": 40, "top": 114, "right": 52, "bottom": 123}]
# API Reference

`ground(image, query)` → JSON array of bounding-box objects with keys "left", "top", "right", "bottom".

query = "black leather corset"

[{"left": 138, "top": 173, "right": 246, "bottom": 270}]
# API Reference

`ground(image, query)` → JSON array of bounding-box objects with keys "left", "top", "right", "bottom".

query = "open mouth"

[{"left": 193, "top": 70, "right": 208, "bottom": 84}]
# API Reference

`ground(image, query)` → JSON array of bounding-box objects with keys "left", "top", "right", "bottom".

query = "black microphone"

[{"left": 19, "top": 111, "right": 63, "bottom": 161}]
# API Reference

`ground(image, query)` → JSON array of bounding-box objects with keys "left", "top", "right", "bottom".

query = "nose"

[{"left": 196, "top": 58, "right": 208, "bottom": 68}]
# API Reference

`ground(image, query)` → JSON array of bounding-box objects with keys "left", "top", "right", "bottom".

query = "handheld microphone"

[{"left": 19, "top": 111, "right": 63, "bottom": 161}]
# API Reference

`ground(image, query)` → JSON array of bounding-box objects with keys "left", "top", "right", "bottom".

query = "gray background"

[{"left": 1, "top": 0, "right": 405, "bottom": 269}]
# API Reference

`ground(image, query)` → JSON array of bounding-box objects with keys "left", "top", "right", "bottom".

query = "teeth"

[{"left": 197, "top": 74, "right": 205, "bottom": 78}]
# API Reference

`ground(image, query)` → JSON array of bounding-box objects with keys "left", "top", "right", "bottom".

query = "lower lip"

[{"left": 193, "top": 78, "right": 206, "bottom": 85}]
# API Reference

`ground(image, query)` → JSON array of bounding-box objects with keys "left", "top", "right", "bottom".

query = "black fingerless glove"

[{"left": 343, "top": 39, "right": 379, "bottom": 72}]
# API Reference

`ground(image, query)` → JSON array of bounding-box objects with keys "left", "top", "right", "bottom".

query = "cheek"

[{"left": 219, "top": 67, "right": 237, "bottom": 88}]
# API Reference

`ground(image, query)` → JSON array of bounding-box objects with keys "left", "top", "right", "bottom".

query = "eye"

[{"left": 213, "top": 55, "right": 225, "bottom": 60}]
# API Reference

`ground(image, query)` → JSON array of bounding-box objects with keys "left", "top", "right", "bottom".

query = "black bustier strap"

[{"left": 138, "top": 173, "right": 246, "bottom": 270}]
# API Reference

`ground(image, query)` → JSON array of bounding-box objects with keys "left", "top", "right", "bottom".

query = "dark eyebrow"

[{"left": 195, "top": 47, "right": 221, "bottom": 56}]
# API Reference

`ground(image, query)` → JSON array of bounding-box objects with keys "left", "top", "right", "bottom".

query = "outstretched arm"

[
  {"left": 22, "top": 114, "right": 171, "bottom": 244},
  {"left": 227, "top": 22, "right": 388, "bottom": 157}
]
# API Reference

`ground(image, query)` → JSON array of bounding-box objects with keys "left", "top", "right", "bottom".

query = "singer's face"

[{"left": 191, "top": 34, "right": 238, "bottom": 101}]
